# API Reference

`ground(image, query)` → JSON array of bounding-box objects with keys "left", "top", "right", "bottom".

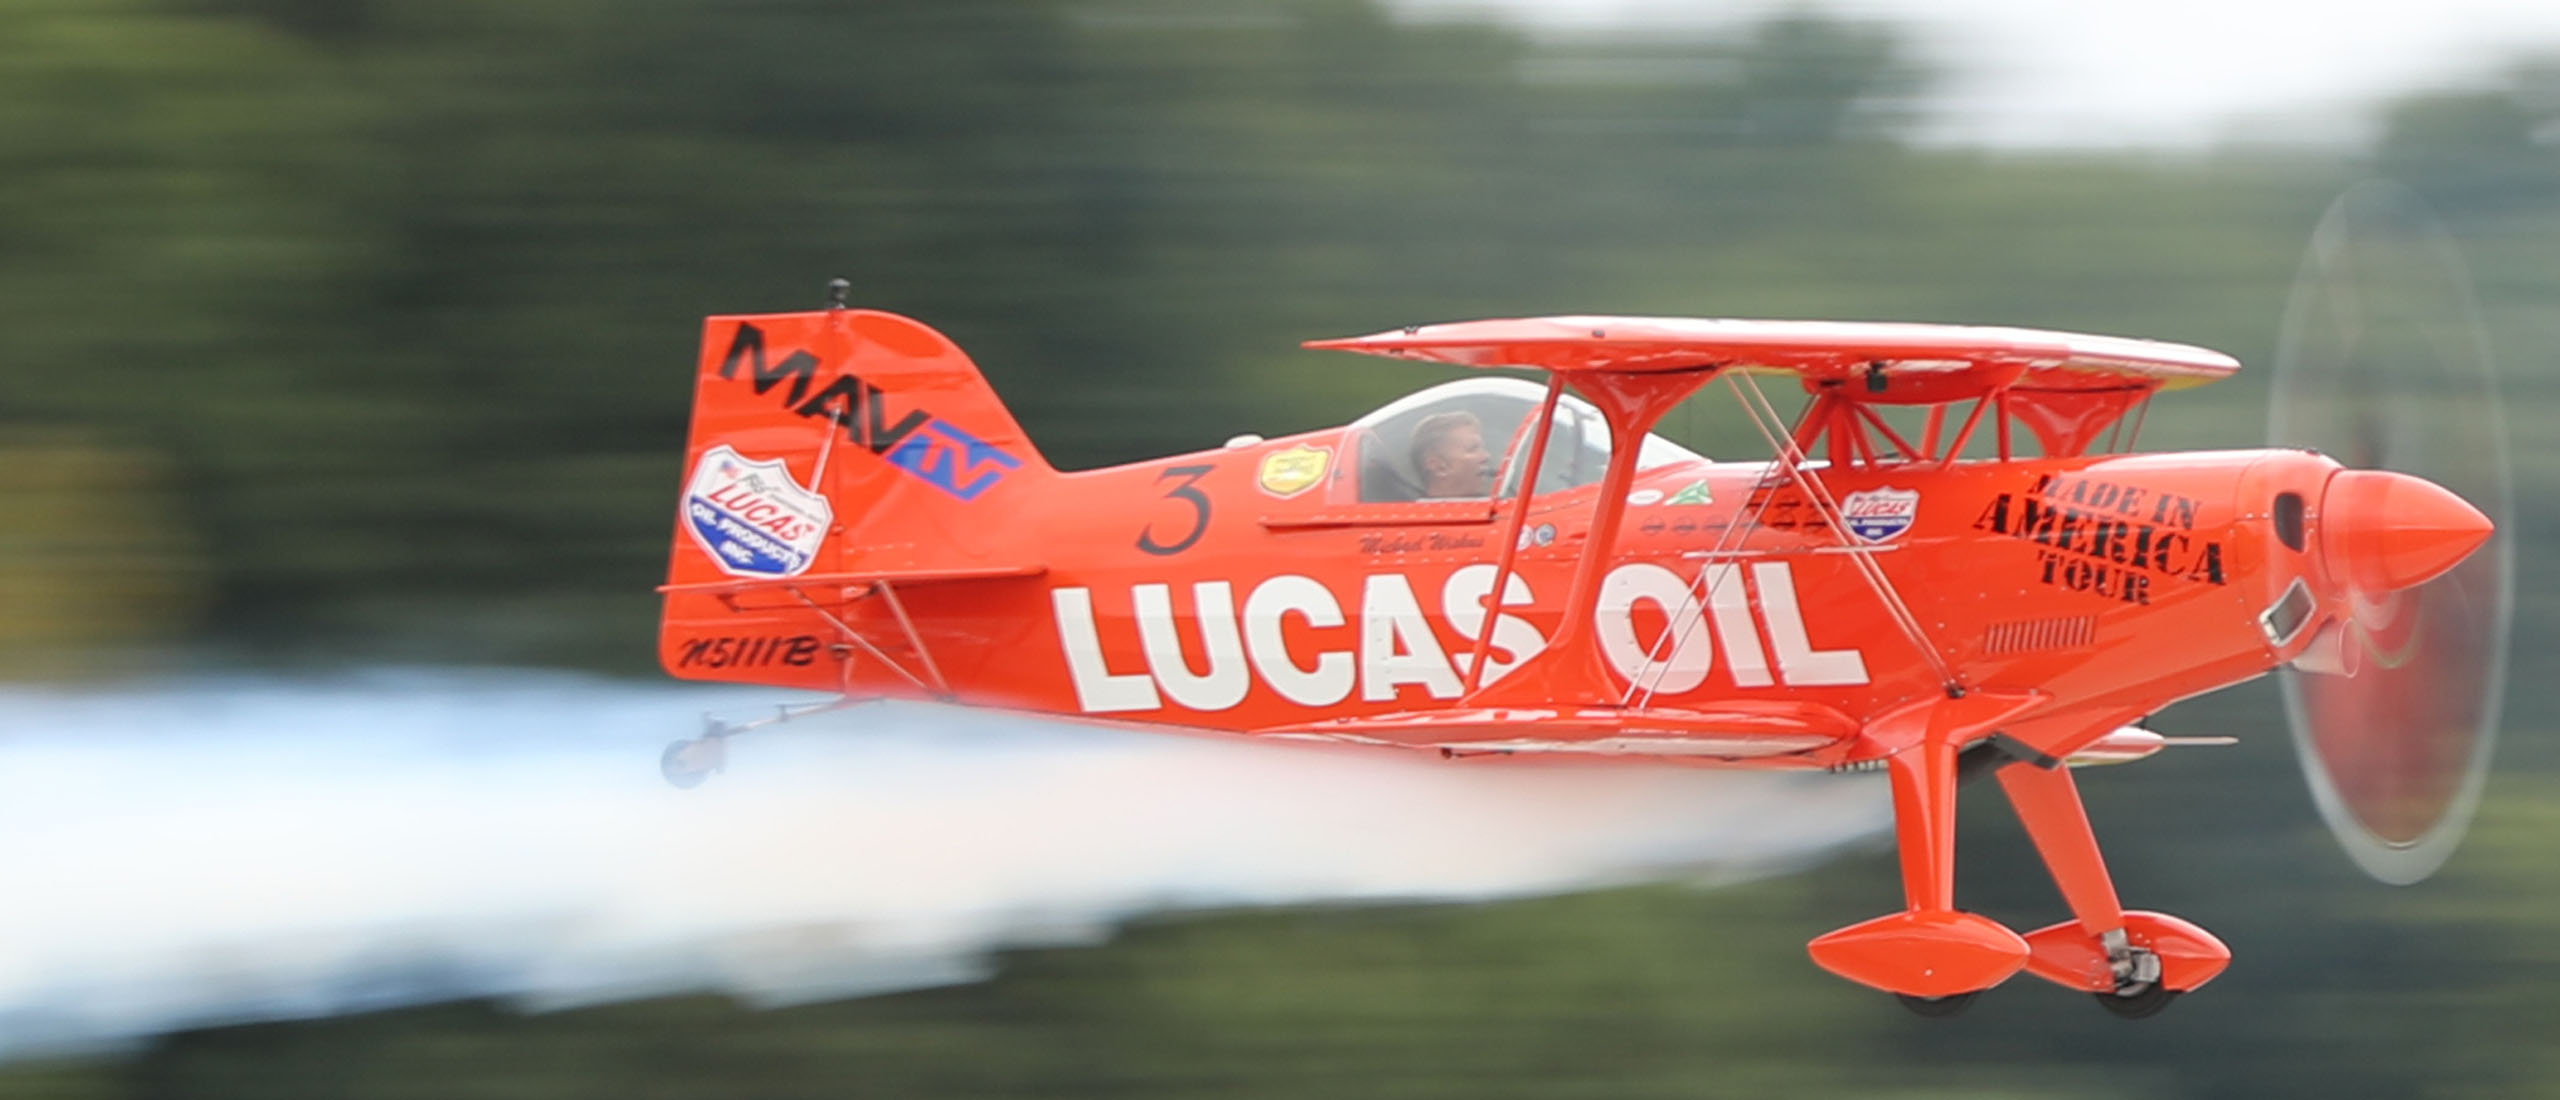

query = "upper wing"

[{"left": 1305, "top": 316, "right": 2239, "bottom": 394}]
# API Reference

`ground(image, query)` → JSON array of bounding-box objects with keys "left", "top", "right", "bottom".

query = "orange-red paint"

[{"left": 658, "top": 307, "right": 2493, "bottom": 1007}]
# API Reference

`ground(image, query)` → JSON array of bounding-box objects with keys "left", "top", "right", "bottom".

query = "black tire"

[
  {"left": 1896, "top": 991, "right": 1979, "bottom": 1018},
  {"left": 2094, "top": 984, "right": 2178, "bottom": 1019}
]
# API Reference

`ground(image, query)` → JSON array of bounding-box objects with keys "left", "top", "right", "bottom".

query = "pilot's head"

[{"left": 1412, "top": 411, "right": 1495, "bottom": 498}]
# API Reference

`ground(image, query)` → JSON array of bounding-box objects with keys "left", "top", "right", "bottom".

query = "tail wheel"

[{"left": 660, "top": 739, "right": 720, "bottom": 789}]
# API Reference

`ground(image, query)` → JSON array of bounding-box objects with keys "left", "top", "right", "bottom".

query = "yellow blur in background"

[{"left": 0, "top": 434, "right": 201, "bottom": 678}]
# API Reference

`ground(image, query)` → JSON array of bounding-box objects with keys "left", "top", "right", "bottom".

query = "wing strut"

[
  {"left": 1460, "top": 373, "right": 1566, "bottom": 697},
  {"left": 1461, "top": 368, "right": 1718, "bottom": 708},
  {"left": 1726, "top": 369, "right": 1965, "bottom": 696}
]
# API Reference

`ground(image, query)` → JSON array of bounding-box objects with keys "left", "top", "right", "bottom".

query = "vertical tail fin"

[{"left": 661, "top": 308, "right": 1051, "bottom": 687}]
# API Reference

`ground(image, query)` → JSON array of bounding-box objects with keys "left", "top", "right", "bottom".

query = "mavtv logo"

[{"left": 716, "top": 322, "right": 1020, "bottom": 501}]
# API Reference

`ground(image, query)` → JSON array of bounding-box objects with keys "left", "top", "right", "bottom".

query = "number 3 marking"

[{"left": 1138, "top": 465, "right": 1215, "bottom": 556}]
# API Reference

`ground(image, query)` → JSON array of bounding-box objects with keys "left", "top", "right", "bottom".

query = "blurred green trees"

[
  {"left": 0, "top": 0, "right": 2342, "bottom": 668},
  {"left": 1, "top": 0, "right": 2549, "bottom": 672},
  {"left": 18, "top": 0, "right": 2547, "bottom": 674},
  {"left": 0, "top": 0, "right": 2553, "bottom": 1093}
]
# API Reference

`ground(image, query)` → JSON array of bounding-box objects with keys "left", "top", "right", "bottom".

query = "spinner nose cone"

[{"left": 2319, "top": 470, "right": 2495, "bottom": 593}]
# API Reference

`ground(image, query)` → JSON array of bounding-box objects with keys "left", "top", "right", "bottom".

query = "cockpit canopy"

[{"left": 1346, "top": 377, "right": 1703, "bottom": 503}]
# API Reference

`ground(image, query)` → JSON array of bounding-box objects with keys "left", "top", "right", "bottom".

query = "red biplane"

[{"left": 656, "top": 286, "right": 2502, "bottom": 1018}]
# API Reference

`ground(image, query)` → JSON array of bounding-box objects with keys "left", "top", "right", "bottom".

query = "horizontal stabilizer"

[{"left": 658, "top": 563, "right": 1046, "bottom": 597}]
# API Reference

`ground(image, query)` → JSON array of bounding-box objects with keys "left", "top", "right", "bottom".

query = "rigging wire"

[
  {"left": 1726, "top": 371, "right": 1963, "bottom": 695},
  {"left": 1622, "top": 374, "right": 1804, "bottom": 710}
]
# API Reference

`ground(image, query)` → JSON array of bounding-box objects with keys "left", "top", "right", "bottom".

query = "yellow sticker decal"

[{"left": 1257, "top": 444, "right": 1331, "bottom": 498}]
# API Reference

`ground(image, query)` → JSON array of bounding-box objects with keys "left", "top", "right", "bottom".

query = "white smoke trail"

[{"left": 0, "top": 670, "right": 1887, "bottom": 1057}]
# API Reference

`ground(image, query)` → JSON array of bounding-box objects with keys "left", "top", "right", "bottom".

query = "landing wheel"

[
  {"left": 1895, "top": 991, "right": 1979, "bottom": 1018},
  {"left": 660, "top": 738, "right": 723, "bottom": 789},
  {"left": 2094, "top": 983, "right": 2178, "bottom": 1019}
]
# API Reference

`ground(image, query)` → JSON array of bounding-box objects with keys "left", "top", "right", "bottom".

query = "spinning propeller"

[{"left": 2269, "top": 181, "right": 2514, "bottom": 884}]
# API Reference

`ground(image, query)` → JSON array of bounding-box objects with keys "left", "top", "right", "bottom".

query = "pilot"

[{"left": 1410, "top": 410, "right": 1496, "bottom": 499}]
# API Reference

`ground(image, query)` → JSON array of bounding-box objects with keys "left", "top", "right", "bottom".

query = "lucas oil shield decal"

[
  {"left": 1841, "top": 487, "right": 1918, "bottom": 543},
  {"left": 682, "top": 444, "right": 833, "bottom": 578}
]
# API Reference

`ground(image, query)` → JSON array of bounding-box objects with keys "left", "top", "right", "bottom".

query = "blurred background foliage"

[{"left": 0, "top": 0, "right": 2553, "bottom": 1095}]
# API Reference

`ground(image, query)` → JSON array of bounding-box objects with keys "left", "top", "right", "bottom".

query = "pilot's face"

[{"left": 1426, "top": 425, "right": 1495, "bottom": 496}]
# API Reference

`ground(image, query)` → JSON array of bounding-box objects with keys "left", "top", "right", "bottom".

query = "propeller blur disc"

[{"left": 2269, "top": 181, "right": 2512, "bottom": 885}]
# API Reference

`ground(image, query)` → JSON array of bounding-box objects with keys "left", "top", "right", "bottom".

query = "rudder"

[{"left": 661, "top": 307, "right": 1051, "bottom": 689}]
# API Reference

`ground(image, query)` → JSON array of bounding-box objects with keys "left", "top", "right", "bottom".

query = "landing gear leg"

[
  {"left": 1808, "top": 733, "right": 2029, "bottom": 1009},
  {"left": 1893, "top": 735, "right": 1962, "bottom": 914},
  {"left": 1998, "top": 761, "right": 2226, "bottom": 1015}
]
